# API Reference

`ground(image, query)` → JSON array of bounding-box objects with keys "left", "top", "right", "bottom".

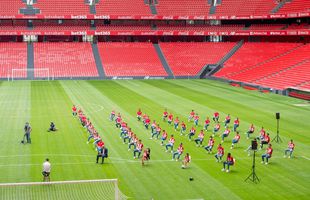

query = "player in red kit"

[
  {"left": 233, "top": 118, "right": 240, "bottom": 132},
  {"left": 72, "top": 105, "right": 77, "bottom": 116},
  {"left": 109, "top": 110, "right": 115, "bottom": 121},
  {"left": 180, "top": 121, "right": 186, "bottom": 135},
  {"left": 224, "top": 114, "right": 231, "bottom": 128},
  {"left": 167, "top": 113, "right": 173, "bottom": 125},
  {"left": 222, "top": 153, "right": 235, "bottom": 173},
  {"left": 231, "top": 132, "right": 240, "bottom": 149},
  {"left": 213, "top": 112, "right": 219, "bottom": 123},
  {"left": 246, "top": 124, "right": 255, "bottom": 139},
  {"left": 194, "top": 130, "right": 204, "bottom": 147},
  {"left": 221, "top": 127, "right": 231, "bottom": 143},
  {"left": 137, "top": 108, "right": 142, "bottom": 121},
  {"left": 161, "top": 130, "right": 168, "bottom": 145},
  {"left": 284, "top": 139, "right": 295, "bottom": 158},
  {"left": 188, "top": 110, "right": 195, "bottom": 122},
  {"left": 194, "top": 114, "right": 199, "bottom": 127},
  {"left": 134, "top": 140, "right": 144, "bottom": 159},
  {"left": 174, "top": 117, "right": 180, "bottom": 131},
  {"left": 213, "top": 123, "right": 221, "bottom": 137},
  {"left": 165, "top": 135, "right": 175, "bottom": 153},
  {"left": 142, "top": 148, "right": 151, "bottom": 166},
  {"left": 188, "top": 126, "right": 196, "bottom": 141},
  {"left": 181, "top": 153, "right": 191, "bottom": 169},
  {"left": 204, "top": 117, "right": 210, "bottom": 131},
  {"left": 162, "top": 109, "right": 168, "bottom": 121},
  {"left": 215, "top": 144, "right": 224, "bottom": 162},
  {"left": 172, "top": 143, "right": 184, "bottom": 161},
  {"left": 204, "top": 136, "right": 215, "bottom": 153},
  {"left": 262, "top": 144, "right": 273, "bottom": 164},
  {"left": 144, "top": 117, "right": 151, "bottom": 130}
]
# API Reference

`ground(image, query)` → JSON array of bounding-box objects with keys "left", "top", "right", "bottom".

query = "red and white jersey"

[
  {"left": 184, "top": 155, "right": 191, "bottom": 162},
  {"left": 181, "top": 122, "right": 186, "bottom": 128},
  {"left": 288, "top": 142, "right": 295, "bottom": 150},
  {"left": 145, "top": 118, "right": 150, "bottom": 124},
  {"left": 151, "top": 122, "right": 157, "bottom": 128},
  {"left": 225, "top": 115, "right": 230, "bottom": 121},
  {"left": 267, "top": 147, "right": 273, "bottom": 157},
  {"left": 177, "top": 145, "right": 184, "bottom": 154},
  {"left": 260, "top": 128, "right": 266, "bottom": 135},
  {"left": 194, "top": 115, "right": 199, "bottom": 120},
  {"left": 162, "top": 132, "right": 167, "bottom": 139},
  {"left": 121, "top": 122, "right": 127, "bottom": 128},
  {"left": 128, "top": 131, "right": 133, "bottom": 138},
  {"left": 205, "top": 119, "right": 210, "bottom": 125},
  {"left": 264, "top": 135, "right": 270, "bottom": 143},
  {"left": 234, "top": 119, "right": 239, "bottom": 125},
  {"left": 224, "top": 129, "right": 230, "bottom": 135},
  {"left": 137, "top": 143, "right": 144, "bottom": 151},
  {"left": 97, "top": 141, "right": 104, "bottom": 148},
  {"left": 198, "top": 132, "right": 204, "bottom": 139},
  {"left": 137, "top": 110, "right": 142, "bottom": 116},
  {"left": 174, "top": 118, "right": 179, "bottom": 124},
  {"left": 190, "top": 128, "right": 196, "bottom": 134},
  {"left": 132, "top": 137, "right": 138, "bottom": 144},
  {"left": 169, "top": 137, "right": 175, "bottom": 144},
  {"left": 227, "top": 156, "right": 234, "bottom": 163},
  {"left": 168, "top": 114, "right": 173, "bottom": 121},
  {"left": 156, "top": 127, "right": 162, "bottom": 133},
  {"left": 208, "top": 138, "right": 215, "bottom": 146},
  {"left": 234, "top": 134, "right": 240, "bottom": 141},
  {"left": 190, "top": 111, "right": 195, "bottom": 117},
  {"left": 72, "top": 106, "right": 77, "bottom": 112},
  {"left": 217, "top": 146, "right": 224, "bottom": 155},
  {"left": 163, "top": 111, "right": 168, "bottom": 117},
  {"left": 215, "top": 124, "right": 220, "bottom": 130},
  {"left": 214, "top": 112, "right": 219, "bottom": 117},
  {"left": 116, "top": 117, "right": 122, "bottom": 123}
]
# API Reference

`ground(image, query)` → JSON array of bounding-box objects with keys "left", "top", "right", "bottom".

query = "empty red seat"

[
  {"left": 34, "top": 42, "right": 98, "bottom": 78},
  {"left": 97, "top": 42, "right": 167, "bottom": 77},
  {"left": 0, "top": 43, "right": 27, "bottom": 78}
]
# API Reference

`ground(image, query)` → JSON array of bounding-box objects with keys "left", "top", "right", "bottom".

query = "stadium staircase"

[
  {"left": 153, "top": 44, "right": 174, "bottom": 78},
  {"left": 200, "top": 40, "right": 244, "bottom": 77},
  {"left": 27, "top": 43, "right": 35, "bottom": 80},
  {"left": 91, "top": 43, "right": 107, "bottom": 79},
  {"left": 271, "top": 0, "right": 289, "bottom": 13}
]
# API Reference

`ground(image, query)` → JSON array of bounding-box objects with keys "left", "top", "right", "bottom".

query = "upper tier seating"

[
  {"left": 36, "top": 0, "right": 90, "bottom": 15},
  {"left": 96, "top": 0, "right": 151, "bottom": 16},
  {"left": 34, "top": 42, "right": 98, "bottom": 78},
  {"left": 0, "top": 1, "right": 25, "bottom": 16},
  {"left": 0, "top": 43, "right": 27, "bottom": 78},
  {"left": 97, "top": 42, "right": 167, "bottom": 77},
  {"left": 214, "top": 0, "right": 276, "bottom": 16},
  {"left": 156, "top": 0, "right": 210, "bottom": 16},
  {"left": 214, "top": 43, "right": 310, "bottom": 90},
  {"left": 278, "top": 0, "right": 310, "bottom": 13},
  {"left": 160, "top": 42, "right": 236, "bottom": 76}
]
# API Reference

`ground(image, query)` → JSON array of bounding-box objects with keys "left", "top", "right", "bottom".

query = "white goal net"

[
  {"left": 9, "top": 68, "right": 54, "bottom": 81},
  {"left": 0, "top": 179, "right": 128, "bottom": 200}
]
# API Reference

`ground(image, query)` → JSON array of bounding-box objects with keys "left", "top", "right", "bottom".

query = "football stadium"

[{"left": 0, "top": 0, "right": 309, "bottom": 200}]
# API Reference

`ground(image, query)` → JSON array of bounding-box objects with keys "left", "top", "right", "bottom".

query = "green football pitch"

[{"left": 0, "top": 80, "right": 309, "bottom": 200}]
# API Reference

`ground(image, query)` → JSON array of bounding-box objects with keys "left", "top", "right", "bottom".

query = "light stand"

[
  {"left": 272, "top": 113, "right": 282, "bottom": 143},
  {"left": 245, "top": 150, "right": 260, "bottom": 184}
]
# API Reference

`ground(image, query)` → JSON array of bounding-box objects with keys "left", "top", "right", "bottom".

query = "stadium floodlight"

[
  {"left": 0, "top": 179, "right": 128, "bottom": 200},
  {"left": 10, "top": 68, "right": 53, "bottom": 81}
]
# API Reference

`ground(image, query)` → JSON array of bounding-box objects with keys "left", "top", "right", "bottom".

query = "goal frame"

[
  {"left": 9, "top": 68, "right": 54, "bottom": 81},
  {"left": 0, "top": 179, "right": 121, "bottom": 200}
]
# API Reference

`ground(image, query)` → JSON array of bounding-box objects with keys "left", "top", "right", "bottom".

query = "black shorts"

[{"left": 42, "top": 171, "right": 50, "bottom": 177}]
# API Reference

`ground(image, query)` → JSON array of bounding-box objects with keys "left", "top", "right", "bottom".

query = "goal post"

[
  {"left": 0, "top": 179, "right": 128, "bottom": 200},
  {"left": 10, "top": 68, "right": 54, "bottom": 81}
]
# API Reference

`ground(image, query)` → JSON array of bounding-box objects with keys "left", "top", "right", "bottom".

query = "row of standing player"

[{"left": 72, "top": 105, "right": 108, "bottom": 164}]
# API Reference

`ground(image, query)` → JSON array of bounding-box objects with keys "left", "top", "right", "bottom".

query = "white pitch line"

[{"left": 302, "top": 156, "right": 310, "bottom": 160}]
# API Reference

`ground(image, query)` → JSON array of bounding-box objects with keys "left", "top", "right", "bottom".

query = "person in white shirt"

[{"left": 42, "top": 158, "right": 51, "bottom": 182}]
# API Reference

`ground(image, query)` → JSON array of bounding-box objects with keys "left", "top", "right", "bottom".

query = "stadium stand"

[
  {"left": 96, "top": 0, "right": 151, "bottom": 16},
  {"left": 0, "top": 20, "right": 27, "bottom": 31},
  {"left": 0, "top": 1, "right": 25, "bottom": 16},
  {"left": 35, "top": 0, "right": 90, "bottom": 16},
  {"left": 214, "top": 43, "right": 310, "bottom": 90},
  {"left": 160, "top": 42, "right": 236, "bottom": 76},
  {"left": 0, "top": 43, "right": 27, "bottom": 78},
  {"left": 97, "top": 42, "right": 167, "bottom": 77},
  {"left": 156, "top": 0, "right": 211, "bottom": 16},
  {"left": 278, "top": 0, "right": 310, "bottom": 13},
  {"left": 33, "top": 20, "right": 90, "bottom": 31},
  {"left": 33, "top": 42, "right": 98, "bottom": 78},
  {"left": 213, "top": 0, "right": 277, "bottom": 16}
]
